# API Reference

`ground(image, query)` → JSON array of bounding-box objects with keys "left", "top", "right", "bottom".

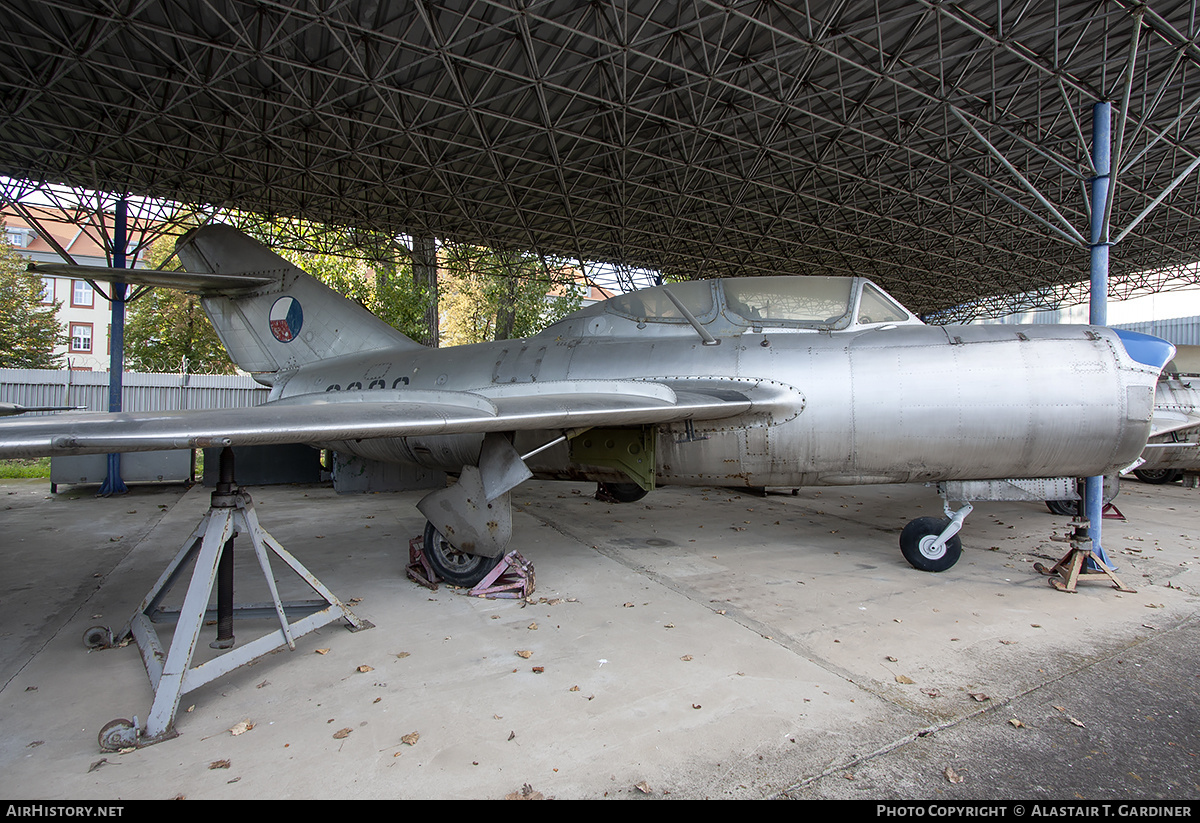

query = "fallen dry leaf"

[
  {"left": 333, "top": 728, "right": 353, "bottom": 739},
  {"left": 969, "top": 692, "right": 991, "bottom": 702},
  {"left": 635, "top": 781, "right": 652, "bottom": 794},
  {"left": 944, "top": 766, "right": 963, "bottom": 784},
  {"left": 229, "top": 721, "right": 254, "bottom": 736},
  {"left": 401, "top": 731, "right": 419, "bottom": 746},
  {"left": 208, "top": 760, "right": 231, "bottom": 770},
  {"left": 504, "top": 784, "right": 544, "bottom": 800},
  {"left": 1068, "top": 716, "right": 1086, "bottom": 727},
  {"left": 315, "top": 648, "right": 329, "bottom": 655},
  {"left": 516, "top": 650, "right": 533, "bottom": 659},
  {"left": 1008, "top": 718, "right": 1025, "bottom": 728},
  {"left": 680, "top": 655, "right": 693, "bottom": 662},
  {"left": 357, "top": 665, "right": 374, "bottom": 673},
  {"left": 896, "top": 674, "right": 915, "bottom": 684}
]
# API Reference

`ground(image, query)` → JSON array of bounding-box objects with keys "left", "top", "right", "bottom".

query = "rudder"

[{"left": 176, "top": 225, "right": 424, "bottom": 375}]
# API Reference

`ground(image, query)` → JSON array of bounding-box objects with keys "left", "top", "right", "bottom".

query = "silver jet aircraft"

[
  {"left": 3, "top": 225, "right": 1180, "bottom": 584},
  {"left": 1126, "top": 346, "right": 1200, "bottom": 484}
]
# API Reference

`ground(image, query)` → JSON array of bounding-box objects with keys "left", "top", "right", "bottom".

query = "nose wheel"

[
  {"left": 899, "top": 516, "right": 963, "bottom": 572},
  {"left": 899, "top": 500, "right": 972, "bottom": 572},
  {"left": 422, "top": 522, "right": 503, "bottom": 587}
]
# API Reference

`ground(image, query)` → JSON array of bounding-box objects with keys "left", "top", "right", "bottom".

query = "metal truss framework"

[{"left": 1, "top": 1, "right": 1199, "bottom": 320}]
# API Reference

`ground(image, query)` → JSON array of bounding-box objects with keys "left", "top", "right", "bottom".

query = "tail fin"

[{"left": 175, "top": 225, "right": 424, "bottom": 374}]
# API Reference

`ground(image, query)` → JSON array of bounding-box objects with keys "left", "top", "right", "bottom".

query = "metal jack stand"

[
  {"left": 1036, "top": 521, "right": 1135, "bottom": 594},
  {"left": 1102, "top": 502, "right": 1126, "bottom": 521},
  {"left": 92, "top": 447, "right": 372, "bottom": 751}
]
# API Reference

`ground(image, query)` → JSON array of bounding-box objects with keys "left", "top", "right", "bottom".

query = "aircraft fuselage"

[{"left": 296, "top": 318, "right": 1159, "bottom": 491}]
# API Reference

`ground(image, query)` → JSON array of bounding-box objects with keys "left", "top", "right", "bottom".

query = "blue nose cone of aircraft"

[{"left": 1113, "top": 328, "right": 1177, "bottom": 371}]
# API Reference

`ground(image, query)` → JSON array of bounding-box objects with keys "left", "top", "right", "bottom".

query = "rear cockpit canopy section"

[{"left": 546, "top": 276, "right": 922, "bottom": 338}]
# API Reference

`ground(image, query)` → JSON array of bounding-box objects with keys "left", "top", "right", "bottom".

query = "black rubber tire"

[
  {"left": 899, "top": 516, "right": 962, "bottom": 572},
  {"left": 422, "top": 521, "right": 501, "bottom": 587},
  {"left": 1133, "top": 468, "right": 1182, "bottom": 485},
  {"left": 597, "top": 481, "right": 649, "bottom": 503},
  {"left": 1046, "top": 499, "right": 1079, "bottom": 517}
]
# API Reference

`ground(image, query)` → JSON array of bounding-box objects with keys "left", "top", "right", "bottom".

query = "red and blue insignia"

[{"left": 269, "top": 296, "right": 303, "bottom": 343}]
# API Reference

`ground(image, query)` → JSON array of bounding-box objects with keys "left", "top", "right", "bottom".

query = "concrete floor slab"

[{"left": 0, "top": 476, "right": 1196, "bottom": 799}]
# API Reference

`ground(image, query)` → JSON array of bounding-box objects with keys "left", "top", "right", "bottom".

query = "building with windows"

[{"left": 3, "top": 209, "right": 145, "bottom": 371}]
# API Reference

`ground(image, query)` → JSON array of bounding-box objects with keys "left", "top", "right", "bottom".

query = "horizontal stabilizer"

[{"left": 26, "top": 263, "right": 277, "bottom": 292}]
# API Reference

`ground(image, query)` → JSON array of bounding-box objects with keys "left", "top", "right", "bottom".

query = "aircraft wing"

[
  {"left": 1148, "top": 381, "right": 1200, "bottom": 439},
  {"left": 1148, "top": 409, "right": 1200, "bottom": 440},
  {"left": 0, "top": 379, "right": 800, "bottom": 459}
]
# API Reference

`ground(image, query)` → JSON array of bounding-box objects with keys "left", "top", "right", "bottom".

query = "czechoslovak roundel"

[{"left": 269, "top": 296, "right": 303, "bottom": 343}]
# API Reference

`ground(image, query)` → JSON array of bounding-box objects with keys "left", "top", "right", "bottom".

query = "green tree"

[
  {"left": 439, "top": 244, "right": 583, "bottom": 346},
  {"left": 0, "top": 239, "right": 61, "bottom": 369},
  {"left": 268, "top": 243, "right": 433, "bottom": 344},
  {"left": 123, "top": 228, "right": 235, "bottom": 374},
  {"left": 124, "top": 287, "right": 236, "bottom": 374}
]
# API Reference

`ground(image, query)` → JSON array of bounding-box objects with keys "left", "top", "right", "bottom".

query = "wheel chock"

[
  {"left": 406, "top": 536, "right": 440, "bottom": 590},
  {"left": 469, "top": 551, "right": 535, "bottom": 600}
]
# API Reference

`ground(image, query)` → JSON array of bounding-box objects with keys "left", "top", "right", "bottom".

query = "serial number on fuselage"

[{"left": 323, "top": 376, "right": 411, "bottom": 392}]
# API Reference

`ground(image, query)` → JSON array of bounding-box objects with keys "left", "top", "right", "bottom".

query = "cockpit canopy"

[{"left": 550, "top": 276, "right": 920, "bottom": 337}]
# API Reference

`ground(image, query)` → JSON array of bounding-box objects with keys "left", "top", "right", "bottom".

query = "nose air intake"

[{"left": 1113, "top": 329, "right": 1176, "bottom": 371}]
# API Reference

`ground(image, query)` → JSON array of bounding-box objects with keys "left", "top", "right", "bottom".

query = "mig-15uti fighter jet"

[
  {"left": 1122, "top": 345, "right": 1200, "bottom": 486},
  {"left": 4, "top": 225, "right": 1180, "bottom": 586}
]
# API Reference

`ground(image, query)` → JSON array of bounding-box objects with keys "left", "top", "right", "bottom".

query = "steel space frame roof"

[{"left": 1, "top": 0, "right": 1199, "bottom": 319}]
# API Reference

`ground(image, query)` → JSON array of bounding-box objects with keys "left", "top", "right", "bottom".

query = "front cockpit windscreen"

[
  {"left": 604, "top": 280, "right": 716, "bottom": 322},
  {"left": 722, "top": 276, "right": 855, "bottom": 328},
  {"left": 856, "top": 283, "right": 910, "bottom": 325}
]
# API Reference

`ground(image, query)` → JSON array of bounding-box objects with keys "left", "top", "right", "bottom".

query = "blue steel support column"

[
  {"left": 1086, "top": 102, "right": 1114, "bottom": 568},
  {"left": 99, "top": 199, "right": 129, "bottom": 496}
]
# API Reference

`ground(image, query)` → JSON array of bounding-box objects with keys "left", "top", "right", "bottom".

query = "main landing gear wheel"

[
  {"left": 1045, "top": 499, "right": 1078, "bottom": 517},
  {"left": 422, "top": 522, "right": 502, "bottom": 587},
  {"left": 1133, "top": 468, "right": 1181, "bottom": 484},
  {"left": 596, "top": 482, "right": 649, "bottom": 503},
  {"left": 900, "top": 517, "right": 962, "bottom": 572}
]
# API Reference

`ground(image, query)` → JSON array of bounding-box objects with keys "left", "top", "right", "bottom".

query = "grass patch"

[{"left": 0, "top": 457, "right": 51, "bottom": 478}]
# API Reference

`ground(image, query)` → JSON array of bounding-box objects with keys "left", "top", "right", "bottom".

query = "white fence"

[{"left": 0, "top": 368, "right": 270, "bottom": 413}]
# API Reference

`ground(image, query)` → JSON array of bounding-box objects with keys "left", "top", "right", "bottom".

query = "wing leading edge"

[{"left": 0, "top": 379, "right": 802, "bottom": 459}]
